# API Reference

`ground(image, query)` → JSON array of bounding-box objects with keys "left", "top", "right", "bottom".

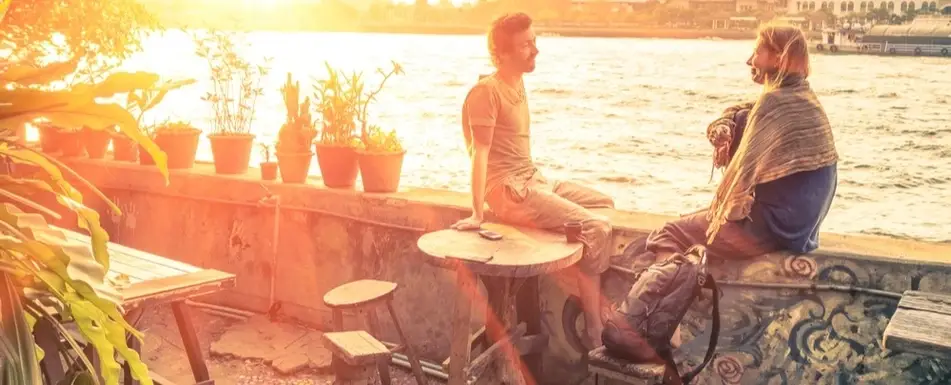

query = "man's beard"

[{"left": 522, "top": 56, "right": 537, "bottom": 73}]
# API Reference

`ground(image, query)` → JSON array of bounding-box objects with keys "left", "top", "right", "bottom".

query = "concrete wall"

[{"left": 62, "top": 159, "right": 951, "bottom": 385}]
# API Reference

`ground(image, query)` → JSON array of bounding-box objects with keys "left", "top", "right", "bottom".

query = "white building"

[{"left": 785, "top": 0, "right": 949, "bottom": 15}]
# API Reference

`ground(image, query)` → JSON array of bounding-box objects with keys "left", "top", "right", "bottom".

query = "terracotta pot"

[
  {"left": 38, "top": 125, "right": 61, "bottom": 153},
  {"left": 57, "top": 131, "right": 86, "bottom": 158},
  {"left": 208, "top": 133, "right": 255, "bottom": 175},
  {"left": 138, "top": 144, "right": 155, "bottom": 166},
  {"left": 113, "top": 135, "right": 138, "bottom": 162},
  {"left": 260, "top": 161, "right": 279, "bottom": 181},
  {"left": 315, "top": 144, "right": 359, "bottom": 188},
  {"left": 154, "top": 129, "right": 201, "bottom": 169},
  {"left": 82, "top": 127, "right": 113, "bottom": 159},
  {"left": 358, "top": 150, "right": 406, "bottom": 193},
  {"left": 275, "top": 152, "right": 313, "bottom": 184}
]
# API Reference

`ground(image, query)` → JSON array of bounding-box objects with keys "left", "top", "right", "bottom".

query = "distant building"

[
  {"left": 689, "top": 0, "right": 737, "bottom": 13},
  {"left": 785, "top": 0, "right": 950, "bottom": 15}
]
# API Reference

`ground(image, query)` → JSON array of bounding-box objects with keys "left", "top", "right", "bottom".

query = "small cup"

[{"left": 564, "top": 221, "right": 583, "bottom": 243}]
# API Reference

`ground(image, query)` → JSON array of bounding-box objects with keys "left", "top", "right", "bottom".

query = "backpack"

[{"left": 602, "top": 244, "right": 721, "bottom": 385}]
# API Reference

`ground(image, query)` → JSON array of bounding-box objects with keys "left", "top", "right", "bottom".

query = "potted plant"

[
  {"left": 112, "top": 132, "right": 139, "bottom": 162},
  {"left": 357, "top": 126, "right": 405, "bottom": 193},
  {"left": 259, "top": 143, "right": 278, "bottom": 181},
  {"left": 151, "top": 121, "right": 201, "bottom": 169},
  {"left": 194, "top": 30, "right": 269, "bottom": 175},
  {"left": 275, "top": 73, "right": 316, "bottom": 184},
  {"left": 82, "top": 125, "right": 115, "bottom": 159},
  {"left": 57, "top": 126, "right": 86, "bottom": 158},
  {"left": 37, "top": 122, "right": 62, "bottom": 154},
  {"left": 313, "top": 62, "right": 361, "bottom": 188},
  {"left": 137, "top": 125, "right": 158, "bottom": 166},
  {"left": 120, "top": 78, "right": 196, "bottom": 163},
  {"left": 354, "top": 61, "right": 404, "bottom": 193}
]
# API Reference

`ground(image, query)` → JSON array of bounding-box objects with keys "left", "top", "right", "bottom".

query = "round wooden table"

[{"left": 417, "top": 224, "right": 583, "bottom": 385}]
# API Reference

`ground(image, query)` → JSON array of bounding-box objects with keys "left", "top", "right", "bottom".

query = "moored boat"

[{"left": 810, "top": 16, "right": 951, "bottom": 57}]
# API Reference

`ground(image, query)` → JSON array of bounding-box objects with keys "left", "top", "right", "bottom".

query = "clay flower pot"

[
  {"left": 315, "top": 143, "right": 359, "bottom": 188},
  {"left": 276, "top": 152, "right": 312, "bottom": 184},
  {"left": 261, "top": 161, "right": 278, "bottom": 181},
  {"left": 112, "top": 135, "right": 138, "bottom": 162},
  {"left": 208, "top": 133, "right": 255, "bottom": 175},
  {"left": 138, "top": 144, "right": 155, "bottom": 166},
  {"left": 154, "top": 128, "right": 201, "bottom": 169},
  {"left": 358, "top": 150, "right": 406, "bottom": 193},
  {"left": 38, "top": 124, "right": 61, "bottom": 154},
  {"left": 57, "top": 130, "right": 86, "bottom": 158},
  {"left": 82, "top": 127, "right": 113, "bottom": 159}
]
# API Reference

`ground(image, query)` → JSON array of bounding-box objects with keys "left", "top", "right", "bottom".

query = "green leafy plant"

[
  {"left": 0, "top": 0, "right": 159, "bottom": 84},
  {"left": 354, "top": 61, "right": 403, "bottom": 145},
  {"left": 124, "top": 78, "right": 197, "bottom": 139},
  {"left": 259, "top": 142, "right": 274, "bottom": 163},
  {"left": 154, "top": 120, "right": 199, "bottom": 135},
  {"left": 193, "top": 29, "right": 271, "bottom": 136},
  {"left": 276, "top": 73, "right": 316, "bottom": 153},
  {"left": 312, "top": 62, "right": 361, "bottom": 147},
  {"left": 357, "top": 125, "right": 403, "bottom": 154},
  {"left": 0, "top": 60, "right": 170, "bottom": 385}
]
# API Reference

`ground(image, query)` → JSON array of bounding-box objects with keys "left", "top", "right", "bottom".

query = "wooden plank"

[
  {"left": 897, "top": 291, "right": 951, "bottom": 316},
  {"left": 110, "top": 253, "right": 192, "bottom": 280},
  {"left": 417, "top": 224, "right": 583, "bottom": 278},
  {"left": 883, "top": 307, "right": 951, "bottom": 359},
  {"left": 121, "top": 269, "right": 236, "bottom": 307},
  {"left": 322, "top": 331, "right": 391, "bottom": 366},
  {"left": 323, "top": 280, "right": 396, "bottom": 309},
  {"left": 61, "top": 229, "right": 199, "bottom": 273}
]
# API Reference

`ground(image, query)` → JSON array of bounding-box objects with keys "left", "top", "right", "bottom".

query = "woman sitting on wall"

[{"left": 624, "top": 24, "right": 839, "bottom": 347}]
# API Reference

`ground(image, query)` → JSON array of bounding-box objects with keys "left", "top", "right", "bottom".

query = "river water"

[{"left": 120, "top": 30, "right": 951, "bottom": 242}]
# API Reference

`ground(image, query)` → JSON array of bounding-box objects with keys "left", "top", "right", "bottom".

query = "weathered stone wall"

[{"left": 62, "top": 159, "right": 951, "bottom": 385}]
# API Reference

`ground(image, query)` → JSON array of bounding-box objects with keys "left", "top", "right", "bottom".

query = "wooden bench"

[
  {"left": 883, "top": 290, "right": 951, "bottom": 359},
  {"left": 323, "top": 331, "right": 393, "bottom": 385},
  {"left": 35, "top": 227, "right": 236, "bottom": 385},
  {"left": 586, "top": 347, "right": 665, "bottom": 385}
]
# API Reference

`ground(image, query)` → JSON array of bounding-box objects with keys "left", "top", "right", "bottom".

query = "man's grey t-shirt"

[{"left": 461, "top": 74, "right": 536, "bottom": 194}]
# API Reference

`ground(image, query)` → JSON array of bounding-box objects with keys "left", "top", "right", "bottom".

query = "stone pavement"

[
  {"left": 209, "top": 314, "right": 333, "bottom": 375},
  {"left": 136, "top": 305, "right": 424, "bottom": 385}
]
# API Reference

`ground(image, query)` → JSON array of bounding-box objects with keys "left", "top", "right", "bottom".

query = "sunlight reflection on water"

[{"left": 117, "top": 30, "right": 951, "bottom": 242}]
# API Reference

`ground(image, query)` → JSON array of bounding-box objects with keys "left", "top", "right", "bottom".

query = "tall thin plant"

[
  {"left": 193, "top": 30, "right": 271, "bottom": 136},
  {"left": 355, "top": 61, "right": 403, "bottom": 144},
  {"left": 312, "top": 62, "right": 361, "bottom": 146}
]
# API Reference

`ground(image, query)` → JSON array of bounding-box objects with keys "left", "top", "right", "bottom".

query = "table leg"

[
  {"left": 35, "top": 317, "right": 65, "bottom": 384},
  {"left": 483, "top": 277, "right": 527, "bottom": 385},
  {"left": 448, "top": 267, "right": 477, "bottom": 385},
  {"left": 170, "top": 300, "right": 214, "bottom": 385},
  {"left": 124, "top": 307, "right": 145, "bottom": 385},
  {"left": 516, "top": 276, "right": 543, "bottom": 383}
]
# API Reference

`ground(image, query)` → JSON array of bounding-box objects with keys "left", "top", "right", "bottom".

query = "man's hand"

[{"left": 450, "top": 214, "right": 483, "bottom": 231}]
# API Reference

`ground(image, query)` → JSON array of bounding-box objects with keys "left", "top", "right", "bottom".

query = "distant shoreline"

[
  {"left": 157, "top": 19, "right": 807, "bottom": 40},
  {"left": 355, "top": 24, "right": 764, "bottom": 40}
]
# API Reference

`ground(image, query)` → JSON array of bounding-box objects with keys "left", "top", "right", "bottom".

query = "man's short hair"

[{"left": 488, "top": 13, "right": 533, "bottom": 68}]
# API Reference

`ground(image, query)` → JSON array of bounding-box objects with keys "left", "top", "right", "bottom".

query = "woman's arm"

[{"left": 706, "top": 102, "right": 754, "bottom": 169}]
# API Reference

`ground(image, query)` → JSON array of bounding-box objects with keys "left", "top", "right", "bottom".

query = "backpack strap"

[
  {"left": 658, "top": 348, "right": 683, "bottom": 385},
  {"left": 681, "top": 274, "right": 721, "bottom": 384}
]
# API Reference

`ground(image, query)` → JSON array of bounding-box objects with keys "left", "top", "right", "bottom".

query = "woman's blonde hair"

[{"left": 757, "top": 24, "right": 810, "bottom": 90}]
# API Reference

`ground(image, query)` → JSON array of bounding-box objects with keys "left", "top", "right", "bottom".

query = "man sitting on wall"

[{"left": 451, "top": 12, "right": 615, "bottom": 348}]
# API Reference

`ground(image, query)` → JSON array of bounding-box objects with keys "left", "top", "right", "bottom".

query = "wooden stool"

[
  {"left": 323, "top": 279, "right": 428, "bottom": 385},
  {"left": 586, "top": 347, "right": 665, "bottom": 385},
  {"left": 323, "top": 331, "right": 392, "bottom": 385}
]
